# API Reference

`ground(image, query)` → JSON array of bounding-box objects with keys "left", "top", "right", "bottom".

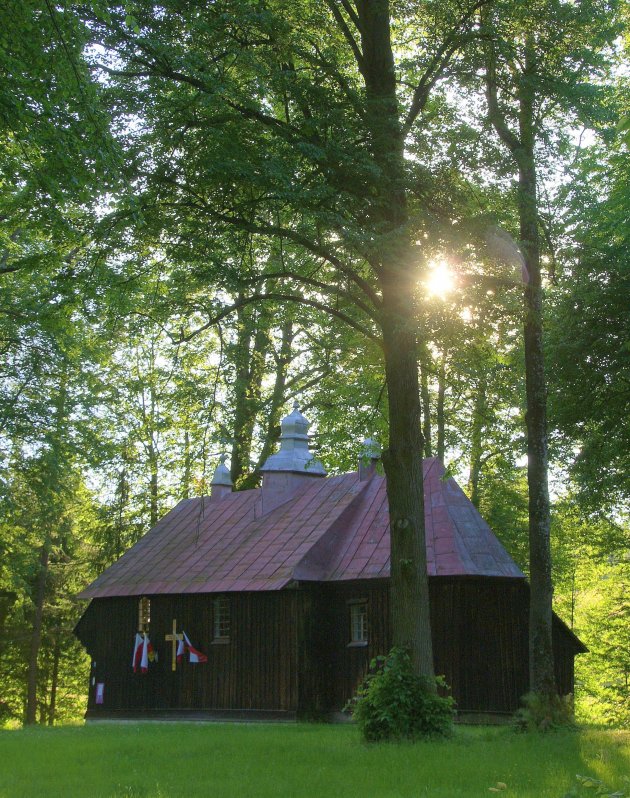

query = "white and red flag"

[
  {"left": 140, "top": 634, "right": 149, "bottom": 673},
  {"left": 132, "top": 633, "right": 143, "bottom": 672},
  {"left": 133, "top": 633, "right": 157, "bottom": 673},
  {"left": 183, "top": 631, "right": 208, "bottom": 663},
  {"left": 176, "top": 636, "right": 185, "bottom": 665}
]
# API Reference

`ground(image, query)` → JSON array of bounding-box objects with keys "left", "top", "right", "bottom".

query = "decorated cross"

[{"left": 165, "top": 619, "right": 183, "bottom": 672}]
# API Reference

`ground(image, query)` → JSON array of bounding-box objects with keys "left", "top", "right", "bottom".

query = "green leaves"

[{"left": 348, "top": 647, "right": 455, "bottom": 742}]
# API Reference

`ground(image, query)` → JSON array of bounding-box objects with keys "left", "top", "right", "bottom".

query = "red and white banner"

[
  {"left": 183, "top": 631, "right": 208, "bottom": 663},
  {"left": 133, "top": 633, "right": 157, "bottom": 673},
  {"left": 140, "top": 634, "right": 149, "bottom": 673}
]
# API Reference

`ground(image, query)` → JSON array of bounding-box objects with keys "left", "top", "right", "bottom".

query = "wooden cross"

[{"left": 165, "top": 619, "right": 183, "bottom": 672}]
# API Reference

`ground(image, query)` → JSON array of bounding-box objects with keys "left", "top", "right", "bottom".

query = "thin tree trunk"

[
  {"left": 230, "top": 301, "right": 271, "bottom": 487},
  {"left": 48, "top": 630, "right": 61, "bottom": 726},
  {"left": 182, "top": 430, "right": 191, "bottom": 499},
  {"left": 436, "top": 354, "right": 446, "bottom": 464},
  {"left": 420, "top": 344, "right": 432, "bottom": 457},
  {"left": 25, "top": 378, "right": 69, "bottom": 725},
  {"left": 243, "top": 315, "right": 294, "bottom": 488},
  {"left": 25, "top": 544, "right": 49, "bottom": 725},
  {"left": 468, "top": 369, "right": 487, "bottom": 509},
  {"left": 0, "top": 591, "right": 16, "bottom": 663},
  {"left": 148, "top": 439, "right": 159, "bottom": 527},
  {"left": 146, "top": 379, "right": 160, "bottom": 527},
  {"left": 114, "top": 460, "right": 129, "bottom": 560}
]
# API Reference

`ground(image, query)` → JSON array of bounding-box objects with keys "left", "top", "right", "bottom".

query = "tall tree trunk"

[
  {"left": 25, "top": 544, "right": 49, "bottom": 725},
  {"left": 468, "top": 368, "right": 487, "bottom": 509},
  {"left": 381, "top": 307, "right": 434, "bottom": 682},
  {"left": 436, "top": 354, "right": 446, "bottom": 464},
  {"left": 358, "top": 0, "right": 435, "bottom": 682},
  {"left": 519, "top": 43, "right": 555, "bottom": 697},
  {"left": 485, "top": 27, "right": 555, "bottom": 699}
]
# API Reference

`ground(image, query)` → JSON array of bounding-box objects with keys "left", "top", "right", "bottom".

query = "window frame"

[
  {"left": 212, "top": 595, "right": 231, "bottom": 644},
  {"left": 347, "top": 599, "right": 368, "bottom": 647}
]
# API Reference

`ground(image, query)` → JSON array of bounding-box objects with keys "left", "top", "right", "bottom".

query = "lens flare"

[{"left": 425, "top": 260, "right": 455, "bottom": 299}]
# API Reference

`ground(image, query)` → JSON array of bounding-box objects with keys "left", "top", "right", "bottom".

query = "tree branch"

[
  {"left": 204, "top": 208, "right": 382, "bottom": 310},
  {"left": 404, "top": 0, "right": 492, "bottom": 134},
  {"left": 484, "top": 32, "right": 521, "bottom": 153},
  {"left": 324, "top": 0, "right": 366, "bottom": 78},
  {"left": 238, "top": 269, "right": 379, "bottom": 322},
  {"left": 177, "top": 292, "right": 381, "bottom": 346}
]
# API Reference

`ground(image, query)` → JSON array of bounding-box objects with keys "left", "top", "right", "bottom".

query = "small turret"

[
  {"left": 359, "top": 436, "right": 381, "bottom": 481},
  {"left": 259, "top": 401, "right": 326, "bottom": 513},
  {"left": 210, "top": 453, "right": 233, "bottom": 500}
]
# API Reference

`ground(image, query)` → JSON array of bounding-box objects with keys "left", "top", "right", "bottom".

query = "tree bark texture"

[
  {"left": 518, "top": 41, "right": 555, "bottom": 698},
  {"left": 357, "top": 0, "right": 435, "bottom": 682},
  {"left": 381, "top": 310, "right": 434, "bottom": 683},
  {"left": 485, "top": 28, "right": 556, "bottom": 699}
]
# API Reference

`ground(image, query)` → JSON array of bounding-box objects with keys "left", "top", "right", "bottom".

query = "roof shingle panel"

[{"left": 80, "top": 459, "right": 524, "bottom": 598}]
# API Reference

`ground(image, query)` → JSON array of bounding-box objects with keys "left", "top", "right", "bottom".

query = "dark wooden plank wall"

[
  {"left": 304, "top": 581, "right": 390, "bottom": 713},
  {"left": 75, "top": 578, "right": 583, "bottom": 718},
  {"left": 76, "top": 592, "right": 300, "bottom": 715},
  {"left": 308, "top": 578, "right": 582, "bottom": 716}
]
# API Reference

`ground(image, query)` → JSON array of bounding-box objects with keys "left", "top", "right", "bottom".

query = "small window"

[
  {"left": 349, "top": 600, "right": 368, "bottom": 645},
  {"left": 138, "top": 597, "right": 151, "bottom": 632},
  {"left": 213, "top": 596, "right": 230, "bottom": 641}
]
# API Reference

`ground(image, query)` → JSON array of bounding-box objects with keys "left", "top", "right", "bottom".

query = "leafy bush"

[
  {"left": 562, "top": 773, "right": 628, "bottom": 797},
  {"left": 513, "top": 691, "right": 576, "bottom": 732},
  {"left": 346, "top": 647, "right": 455, "bottom": 742}
]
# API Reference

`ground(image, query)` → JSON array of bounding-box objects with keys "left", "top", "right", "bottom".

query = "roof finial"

[
  {"left": 359, "top": 435, "right": 380, "bottom": 481},
  {"left": 211, "top": 452, "right": 233, "bottom": 488},
  {"left": 260, "top": 401, "right": 326, "bottom": 475}
]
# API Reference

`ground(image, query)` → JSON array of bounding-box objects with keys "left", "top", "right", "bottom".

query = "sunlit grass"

[{"left": 0, "top": 723, "right": 627, "bottom": 797}]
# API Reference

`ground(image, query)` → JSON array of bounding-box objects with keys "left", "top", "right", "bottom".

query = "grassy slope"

[{"left": 0, "top": 724, "right": 627, "bottom": 798}]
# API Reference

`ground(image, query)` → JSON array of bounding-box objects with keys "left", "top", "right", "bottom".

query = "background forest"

[{"left": 0, "top": 0, "right": 628, "bottom": 728}]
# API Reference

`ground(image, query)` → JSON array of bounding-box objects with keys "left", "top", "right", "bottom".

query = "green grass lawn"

[{"left": 0, "top": 723, "right": 627, "bottom": 798}]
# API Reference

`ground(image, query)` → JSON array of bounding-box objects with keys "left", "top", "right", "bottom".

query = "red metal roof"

[{"left": 80, "top": 459, "right": 523, "bottom": 599}]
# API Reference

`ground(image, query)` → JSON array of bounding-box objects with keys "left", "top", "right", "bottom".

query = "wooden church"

[{"left": 75, "top": 403, "right": 585, "bottom": 721}]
